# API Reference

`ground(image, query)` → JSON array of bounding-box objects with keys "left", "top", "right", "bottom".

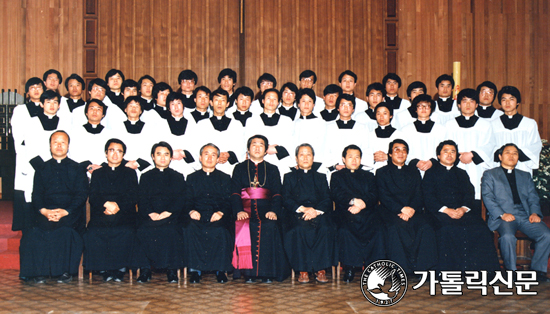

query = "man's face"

[
  {"left": 106, "top": 143, "right": 125, "bottom": 166},
  {"left": 376, "top": 106, "right": 392, "bottom": 126},
  {"left": 262, "top": 91, "right": 279, "bottom": 112},
  {"left": 499, "top": 146, "right": 519, "bottom": 169},
  {"left": 170, "top": 99, "right": 184, "bottom": 118},
  {"left": 86, "top": 103, "right": 105, "bottom": 124},
  {"left": 89, "top": 84, "right": 106, "bottom": 100},
  {"left": 211, "top": 94, "right": 228, "bottom": 115},
  {"left": 296, "top": 146, "right": 314, "bottom": 170},
  {"left": 199, "top": 145, "right": 219, "bottom": 169},
  {"left": 123, "top": 87, "right": 138, "bottom": 100},
  {"left": 124, "top": 100, "right": 142, "bottom": 120},
  {"left": 339, "top": 75, "right": 356, "bottom": 93},
  {"left": 248, "top": 138, "right": 266, "bottom": 161},
  {"left": 50, "top": 132, "right": 69, "bottom": 160},
  {"left": 342, "top": 149, "right": 361, "bottom": 171},
  {"left": 367, "top": 89, "right": 384, "bottom": 109},
  {"left": 298, "top": 95, "right": 314, "bottom": 116},
  {"left": 323, "top": 92, "right": 339, "bottom": 108},
  {"left": 68, "top": 79, "right": 83, "bottom": 99},
  {"left": 152, "top": 146, "right": 171, "bottom": 169},
  {"left": 390, "top": 143, "right": 408, "bottom": 166},
  {"left": 156, "top": 89, "right": 170, "bottom": 106},
  {"left": 220, "top": 76, "right": 235, "bottom": 93},
  {"left": 409, "top": 88, "right": 424, "bottom": 101},
  {"left": 180, "top": 79, "right": 195, "bottom": 94},
  {"left": 385, "top": 79, "right": 399, "bottom": 96},
  {"left": 194, "top": 90, "right": 210, "bottom": 111},
  {"left": 282, "top": 88, "right": 296, "bottom": 106},
  {"left": 500, "top": 93, "right": 518, "bottom": 114},
  {"left": 259, "top": 80, "right": 273, "bottom": 93},
  {"left": 416, "top": 101, "right": 432, "bottom": 120},
  {"left": 42, "top": 98, "right": 60, "bottom": 116},
  {"left": 478, "top": 87, "right": 495, "bottom": 106},
  {"left": 458, "top": 96, "right": 478, "bottom": 117},
  {"left": 28, "top": 84, "right": 43, "bottom": 102},
  {"left": 45, "top": 73, "right": 60, "bottom": 91},
  {"left": 108, "top": 74, "right": 123, "bottom": 91},
  {"left": 236, "top": 94, "right": 252, "bottom": 111},
  {"left": 437, "top": 80, "right": 453, "bottom": 98},
  {"left": 438, "top": 144, "right": 457, "bottom": 167},
  {"left": 338, "top": 99, "right": 354, "bottom": 119},
  {"left": 300, "top": 76, "right": 315, "bottom": 89},
  {"left": 140, "top": 79, "right": 154, "bottom": 98}
]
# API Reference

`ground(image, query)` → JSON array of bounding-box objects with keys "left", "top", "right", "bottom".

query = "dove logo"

[{"left": 360, "top": 259, "right": 408, "bottom": 306}]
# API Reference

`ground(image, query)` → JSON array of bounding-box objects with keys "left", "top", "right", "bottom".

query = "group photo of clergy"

[{"left": 10, "top": 67, "right": 550, "bottom": 286}]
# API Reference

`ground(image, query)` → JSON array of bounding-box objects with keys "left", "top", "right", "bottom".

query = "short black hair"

[
  {"left": 247, "top": 135, "right": 269, "bottom": 151},
  {"left": 64, "top": 73, "right": 85, "bottom": 91},
  {"left": 323, "top": 84, "right": 342, "bottom": 96},
  {"left": 281, "top": 82, "right": 299, "bottom": 95},
  {"left": 382, "top": 73, "right": 402, "bottom": 88},
  {"left": 257, "top": 73, "right": 277, "bottom": 88},
  {"left": 342, "top": 144, "right": 362, "bottom": 158},
  {"left": 43, "top": 69, "right": 63, "bottom": 84},
  {"left": 50, "top": 130, "right": 70, "bottom": 144},
  {"left": 218, "top": 68, "right": 237, "bottom": 83},
  {"left": 105, "top": 69, "right": 125, "bottom": 82},
  {"left": 436, "top": 140, "right": 460, "bottom": 166},
  {"left": 261, "top": 88, "right": 280, "bottom": 102},
  {"left": 435, "top": 74, "right": 455, "bottom": 89},
  {"left": 374, "top": 102, "right": 394, "bottom": 118},
  {"left": 178, "top": 69, "right": 198, "bottom": 84},
  {"left": 25, "top": 77, "right": 46, "bottom": 94},
  {"left": 151, "top": 141, "right": 173, "bottom": 158},
  {"left": 338, "top": 70, "right": 357, "bottom": 83},
  {"left": 88, "top": 78, "right": 108, "bottom": 92},
  {"left": 138, "top": 75, "right": 156, "bottom": 87},
  {"left": 123, "top": 96, "right": 142, "bottom": 110},
  {"left": 84, "top": 99, "right": 107, "bottom": 115},
  {"left": 152, "top": 82, "right": 173, "bottom": 100},
  {"left": 233, "top": 86, "right": 254, "bottom": 99},
  {"left": 104, "top": 138, "right": 126, "bottom": 154},
  {"left": 297, "top": 88, "right": 316, "bottom": 104},
  {"left": 299, "top": 70, "right": 317, "bottom": 84},
  {"left": 388, "top": 139, "right": 409, "bottom": 155},
  {"left": 295, "top": 143, "right": 315, "bottom": 157},
  {"left": 40, "top": 90, "right": 61, "bottom": 104},
  {"left": 476, "top": 81, "right": 497, "bottom": 103},
  {"left": 336, "top": 93, "right": 356, "bottom": 109},
  {"left": 497, "top": 86, "right": 522, "bottom": 105},
  {"left": 406, "top": 81, "right": 427, "bottom": 98},
  {"left": 166, "top": 92, "right": 185, "bottom": 105},
  {"left": 457, "top": 88, "right": 478, "bottom": 104},
  {"left": 366, "top": 82, "right": 386, "bottom": 98},
  {"left": 200, "top": 143, "right": 220, "bottom": 157},
  {"left": 210, "top": 88, "right": 229, "bottom": 101},
  {"left": 121, "top": 79, "right": 139, "bottom": 91},
  {"left": 194, "top": 86, "right": 211, "bottom": 100},
  {"left": 412, "top": 94, "right": 435, "bottom": 114}
]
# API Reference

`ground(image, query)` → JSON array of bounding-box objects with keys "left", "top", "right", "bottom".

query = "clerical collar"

[
  {"left": 57, "top": 159, "right": 62, "bottom": 164},
  {"left": 237, "top": 109, "right": 249, "bottom": 115},
  {"left": 388, "top": 96, "right": 396, "bottom": 100},
  {"left": 215, "top": 115, "right": 224, "bottom": 120},
  {"left": 379, "top": 124, "right": 390, "bottom": 129},
  {"left": 185, "top": 94, "right": 192, "bottom": 99},
  {"left": 263, "top": 112, "right": 274, "bottom": 118},
  {"left": 111, "top": 166, "right": 115, "bottom": 171},
  {"left": 456, "top": 115, "right": 479, "bottom": 128},
  {"left": 375, "top": 125, "right": 396, "bottom": 138},
  {"left": 44, "top": 113, "right": 55, "bottom": 119},
  {"left": 302, "top": 169, "right": 308, "bottom": 173},
  {"left": 281, "top": 103, "right": 295, "bottom": 109},
  {"left": 84, "top": 122, "right": 105, "bottom": 134},
  {"left": 341, "top": 119, "right": 349, "bottom": 124},
  {"left": 90, "top": 123, "right": 98, "bottom": 128},
  {"left": 114, "top": 92, "right": 120, "bottom": 96},
  {"left": 159, "top": 168, "right": 164, "bottom": 172},
  {"left": 203, "top": 169, "right": 215, "bottom": 175},
  {"left": 33, "top": 102, "right": 40, "bottom": 106},
  {"left": 418, "top": 119, "right": 429, "bottom": 124},
  {"left": 336, "top": 119, "right": 355, "bottom": 129},
  {"left": 413, "top": 120, "right": 435, "bottom": 133},
  {"left": 196, "top": 109, "right": 207, "bottom": 115},
  {"left": 397, "top": 166, "right": 402, "bottom": 169},
  {"left": 480, "top": 105, "right": 490, "bottom": 109},
  {"left": 442, "top": 164, "right": 453, "bottom": 170},
  {"left": 500, "top": 113, "right": 523, "bottom": 130},
  {"left": 507, "top": 168, "right": 513, "bottom": 174},
  {"left": 324, "top": 108, "right": 335, "bottom": 113},
  {"left": 172, "top": 115, "right": 183, "bottom": 121},
  {"left": 141, "top": 97, "right": 152, "bottom": 103},
  {"left": 300, "top": 114, "right": 317, "bottom": 120},
  {"left": 128, "top": 119, "right": 139, "bottom": 125}
]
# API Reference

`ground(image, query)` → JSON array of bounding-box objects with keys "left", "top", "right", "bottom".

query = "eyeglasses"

[{"left": 108, "top": 148, "right": 124, "bottom": 154}]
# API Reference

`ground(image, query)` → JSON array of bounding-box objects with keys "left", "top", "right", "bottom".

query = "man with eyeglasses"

[
  {"left": 475, "top": 81, "right": 503, "bottom": 121},
  {"left": 178, "top": 69, "right": 199, "bottom": 109},
  {"left": 299, "top": 70, "right": 325, "bottom": 115},
  {"left": 250, "top": 73, "right": 277, "bottom": 115}
]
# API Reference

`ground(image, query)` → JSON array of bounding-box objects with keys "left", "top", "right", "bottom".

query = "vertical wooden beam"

[{"left": 385, "top": 0, "right": 398, "bottom": 74}]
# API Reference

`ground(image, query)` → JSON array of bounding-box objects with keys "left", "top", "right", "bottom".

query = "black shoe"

[
  {"left": 114, "top": 270, "right": 125, "bottom": 282},
  {"left": 137, "top": 268, "right": 151, "bottom": 283},
  {"left": 57, "top": 273, "right": 72, "bottom": 283},
  {"left": 244, "top": 276, "right": 255, "bottom": 283},
  {"left": 103, "top": 271, "right": 114, "bottom": 282},
  {"left": 167, "top": 269, "right": 178, "bottom": 283},
  {"left": 216, "top": 271, "right": 228, "bottom": 283},
  {"left": 34, "top": 276, "right": 47, "bottom": 284},
  {"left": 342, "top": 268, "right": 355, "bottom": 283},
  {"left": 189, "top": 271, "right": 201, "bottom": 283},
  {"left": 262, "top": 277, "right": 273, "bottom": 283},
  {"left": 536, "top": 271, "right": 550, "bottom": 283}
]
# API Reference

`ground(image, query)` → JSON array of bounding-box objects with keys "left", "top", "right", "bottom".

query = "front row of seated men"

[{"left": 18, "top": 131, "right": 550, "bottom": 284}]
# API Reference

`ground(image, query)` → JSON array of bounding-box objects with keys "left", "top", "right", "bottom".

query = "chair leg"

[
  {"left": 89, "top": 271, "right": 92, "bottom": 282},
  {"left": 331, "top": 266, "right": 335, "bottom": 279},
  {"left": 177, "top": 269, "right": 181, "bottom": 280},
  {"left": 129, "top": 269, "right": 133, "bottom": 282},
  {"left": 183, "top": 267, "right": 187, "bottom": 279},
  {"left": 291, "top": 269, "right": 295, "bottom": 279},
  {"left": 337, "top": 262, "right": 341, "bottom": 279},
  {"left": 78, "top": 255, "right": 84, "bottom": 280}
]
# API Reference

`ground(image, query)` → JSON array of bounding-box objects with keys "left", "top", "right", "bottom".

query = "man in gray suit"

[{"left": 482, "top": 143, "right": 550, "bottom": 282}]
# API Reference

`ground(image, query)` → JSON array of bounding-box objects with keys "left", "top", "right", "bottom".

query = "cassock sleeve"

[
  {"left": 268, "top": 167, "right": 283, "bottom": 216},
  {"left": 64, "top": 164, "right": 89, "bottom": 215},
  {"left": 376, "top": 171, "right": 405, "bottom": 215},
  {"left": 458, "top": 170, "right": 475, "bottom": 209},
  {"left": 421, "top": 168, "right": 445, "bottom": 214},
  {"left": 330, "top": 172, "right": 355, "bottom": 210},
  {"left": 314, "top": 173, "right": 332, "bottom": 213},
  {"left": 282, "top": 173, "right": 301, "bottom": 213}
]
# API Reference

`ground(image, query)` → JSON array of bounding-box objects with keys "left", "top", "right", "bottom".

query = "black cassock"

[
  {"left": 330, "top": 168, "right": 386, "bottom": 268},
  {"left": 183, "top": 169, "right": 234, "bottom": 272},
  {"left": 376, "top": 163, "right": 437, "bottom": 274},
  {"left": 230, "top": 160, "right": 290, "bottom": 281},
  {"left": 83, "top": 164, "right": 138, "bottom": 271},
  {"left": 134, "top": 168, "right": 185, "bottom": 270},
  {"left": 282, "top": 167, "right": 337, "bottom": 272},
  {"left": 19, "top": 158, "right": 88, "bottom": 278},
  {"left": 422, "top": 162, "right": 499, "bottom": 272}
]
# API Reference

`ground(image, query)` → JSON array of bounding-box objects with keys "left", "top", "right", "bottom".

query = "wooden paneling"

[
  {"left": 0, "top": 1, "right": 25, "bottom": 93},
  {"left": 96, "top": 0, "right": 240, "bottom": 90}
]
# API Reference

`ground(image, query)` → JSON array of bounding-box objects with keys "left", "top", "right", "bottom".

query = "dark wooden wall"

[{"left": 0, "top": 0, "right": 548, "bottom": 139}]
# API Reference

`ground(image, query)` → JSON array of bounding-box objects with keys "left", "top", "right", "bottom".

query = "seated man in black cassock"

[
  {"left": 84, "top": 138, "right": 138, "bottom": 282},
  {"left": 282, "top": 144, "right": 336, "bottom": 284},
  {"left": 230, "top": 135, "right": 290, "bottom": 283},
  {"left": 135, "top": 142, "right": 186, "bottom": 283},
  {"left": 422, "top": 140, "right": 499, "bottom": 273},
  {"left": 330, "top": 145, "right": 385, "bottom": 283},
  {"left": 19, "top": 131, "right": 88, "bottom": 283},
  {"left": 376, "top": 139, "right": 437, "bottom": 278},
  {"left": 183, "top": 143, "right": 235, "bottom": 284}
]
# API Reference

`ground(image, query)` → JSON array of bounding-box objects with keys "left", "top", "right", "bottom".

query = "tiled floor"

[{"left": 0, "top": 270, "right": 549, "bottom": 313}]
